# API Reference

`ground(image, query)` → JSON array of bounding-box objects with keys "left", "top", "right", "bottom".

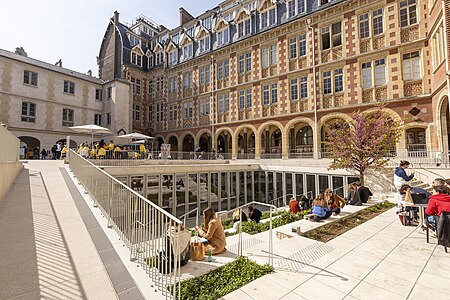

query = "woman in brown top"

[{"left": 195, "top": 207, "right": 227, "bottom": 255}]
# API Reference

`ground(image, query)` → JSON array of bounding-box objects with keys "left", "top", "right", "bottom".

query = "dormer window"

[
  {"left": 199, "top": 36, "right": 210, "bottom": 54},
  {"left": 155, "top": 51, "right": 164, "bottom": 65},
  {"left": 168, "top": 50, "right": 177, "bottom": 66},
  {"left": 131, "top": 52, "right": 142, "bottom": 67},
  {"left": 260, "top": 7, "right": 276, "bottom": 30},
  {"left": 238, "top": 19, "right": 251, "bottom": 38},
  {"left": 217, "top": 28, "right": 229, "bottom": 47},
  {"left": 288, "top": 0, "right": 306, "bottom": 18},
  {"left": 183, "top": 43, "right": 193, "bottom": 60},
  {"left": 129, "top": 35, "right": 139, "bottom": 47}
]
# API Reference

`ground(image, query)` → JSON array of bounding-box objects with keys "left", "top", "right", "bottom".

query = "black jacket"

[
  {"left": 359, "top": 186, "right": 373, "bottom": 203},
  {"left": 437, "top": 212, "right": 450, "bottom": 248}
]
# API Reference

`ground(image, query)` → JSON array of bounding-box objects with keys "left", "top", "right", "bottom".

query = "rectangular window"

[
  {"left": 323, "top": 71, "right": 332, "bottom": 94},
  {"left": 359, "top": 13, "right": 370, "bottom": 39},
  {"left": 94, "top": 114, "right": 102, "bottom": 126},
  {"left": 62, "top": 108, "right": 74, "bottom": 127},
  {"left": 239, "top": 90, "right": 245, "bottom": 109},
  {"left": 239, "top": 55, "right": 245, "bottom": 74},
  {"left": 148, "top": 106, "right": 153, "bottom": 124},
  {"left": 400, "top": 0, "right": 417, "bottom": 28},
  {"left": 246, "top": 89, "right": 252, "bottom": 108},
  {"left": 64, "top": 80, "right": 75, "bottom": 95},
  {"left": 261, "top": 11, "right": 268, "bottom": 29},
  {"left": 300, "top": 76, "right": 308, "bottom": 99},
  {"left": 205, "top": 65, "right": 210, "bottom": 83},
  {"left": 245, "top": 19, "right": 251, "bottom": 35},
  {"left": 224, "top": 60, "right": 230, "bottom": 77},
  {"left": 23, "top": 70, "right": 38, "bottom": 86},
  {"left": 131, "top": 52, "right": 142, "bottom": 66},
  {"left": 299, "top": 34, "right": 306, "bottom": 56},
  {"left": 245, "top": 53, "right": 252, "bottom": 71},
  {"left": 334, "top": 69, "right": 343, "bottom": 92},
  {"left": 269, "top": 8, "right": 276, "bottom": 26},
  {"left": 131, "top": 77, "right": 141, "bottom": 95},
  {"left": 107, "top": 113, "right": 111, "bottom": 125},
  {"left": 263, "top": 85, "right": 270, "bottom": 105},
  {"left": 298, "top": 0, "right": 306, "bottom": 14},
  {"left": 262, "top": 47, "right": 269, "bottom": 68},
  {"left": 21, "top": 102, "right": 36, "bottom": 123},
  {"left": 200, "top": 68, "right": 205, "bottom": 85},
  {"left": 271, "top": 83, "right": 278, "bottom": 104},
  {"left": 270, "top": 45, "right": 277, "bottom": 65},
  {"left": 332, "top": 22, "right": 342, "bottom": 47},
  {"left": 225, "top": 94, "right": 230, "bottom": 112},
  {"left": 95, "top": 89, "right": 102, "bottom": 101},
  {"left": 289, "top": 38, "right": 297, "bottom": 60},
  {"left": 135, "top": 105, "right": 141, "bottom": 121},
  {"left": 322, "top": 27, "right": 330, "bottom": 50},
  {"left": 288, "top": 0, "right": 296, "bottom": 18},
  {"left": 372, "top": 9, "right": 384, "bottom": 35},
  {"left": 403, "top": 51, "right": 421, "bottom": 80},
  {"left": 218, "top": 62, "right": 223, "bottom": 79},
  {"left": 218, "top": 95, "right": 224, "bottom": 113},
  {"left": 107, "top": 87, "right": 112, "bottom": 99},
  {"left": 290, "top": 79, "right": 298, "bottom": 100},
  {"left": 362, "top": 62, "right": 372, "bottom": 88},
  {"left": 375, "top": 59, "right": 386, "bottom": 86}
]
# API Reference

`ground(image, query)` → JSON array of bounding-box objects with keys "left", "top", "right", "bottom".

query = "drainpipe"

[
  {"left": 307, "top": 19, "right": 319, "bottom": 159},
  {"left": 443, "top": 0, "right": 450, "bottom": 163},
  {"left": 211, "top": 53, "right": 216, "bottom": 152}
]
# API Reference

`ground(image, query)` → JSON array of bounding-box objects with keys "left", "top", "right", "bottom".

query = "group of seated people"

[{"left": 76, "top": 139, "right": 147, "bottom": 159}]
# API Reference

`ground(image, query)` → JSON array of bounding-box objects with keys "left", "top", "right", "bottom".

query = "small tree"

[{"left": 324, "top": 107, "right": 402, "bottom": 185}]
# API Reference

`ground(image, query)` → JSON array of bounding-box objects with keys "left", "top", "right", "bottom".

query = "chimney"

[
  {"left": 87, "top": 70, "right": 92, "bottom": 76},
  {"left": 15, "top": 47, "right": 28, "bottom": 57},
  {"left": 179, "top": 7, "right": 194, "bottom": 26},
  {"left": 114, "top": 11, "right": 119, "bottom": 27},
  {"left": 55, "top": 59, "right": 62, "bottom": 67}
]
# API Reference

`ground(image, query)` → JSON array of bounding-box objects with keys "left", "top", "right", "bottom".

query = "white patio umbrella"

[
  {"left": 69, "top": 125, "right": 112, "bottom": 147},
  {"left": 117, "top": 132, "right": 154, "bottom": 140}
]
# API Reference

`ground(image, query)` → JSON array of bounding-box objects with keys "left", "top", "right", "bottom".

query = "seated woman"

[
  {"left": 311, "top": 194, "right": 332, "bottom": 222},
  {"left": 324, "top": 188, "right": 346, "bottom": 216},
  {"left": 248, "top": 205, "right": 262, "bottom": 223},
  {"left": 232, "top": 208, "right": 247, "bottom": 231},
  {"left": 195, "top": 207, "right": 226, "bottom": 255},
  {"left": 289, "top": 197, "right": 300, "bottom": 213}
]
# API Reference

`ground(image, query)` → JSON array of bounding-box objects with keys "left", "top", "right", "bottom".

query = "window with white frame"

[
  {"left": 168, "top": 50, "right": 177, "bottom": 66},
  {"left": 217, "top": 27, "right": 229, "bottom": 47},
  {"left": 94, "top": 114, "right": 102, "bottom": 126},
  {"left": 262, "top": 83, "right": 278, "bottom": 105},
  {"left": 218, "top": 61, "right": 224, "bottom": 79},
  {"left": 63, "top": 80, "right": 75, "bottom": 95},
  {"left": 323, "top": 69, "right": 344, "bottom": 94},
  {"left": 246, "top": 89, "right": 252, "bottom": 108},
  {"left": 262, "top": 45, "right": 277, "bottom": 68},
  {"left": 200, "top": 97, "right": 211, "bottom": 115},
  {"left": 21, "top": 102, "right": 36, "bottom": 122},
  {"left": 218, "top": 95, "right": 224, "bottom": 113},
  {"left": 155, "top": 51, "right": 163, "bottom": 65},
  {"left": 261, "top": 6, "right": 277, "bottom": 30},
  {"left": 289, "top": 38, "right": 297, "bottom": 60},
  {"left": 290, "top": 79, "right": 298, "bottom": 100},
  {"left": 95, "top": 89, "right": 102, "bottom": 101},
  {"left": 238, "top": 18, "right": 251, "bottom": 38},
  {"left": 131, "top": 52, "right": 142, "bottom": 66},
  {"left": 362, "top": 59, "right": 386, "bottom": 88},
  {"left": 148, "top": 106, "right": 153, "bottom": 125},
  {"left": 184, "top": 101, "right": 193, "bottom": 119},
  {"left": 288, "top": 0, "right": 306, "bottom": 18},
  {"left": 400, "top": 0, "right": 417, "bottom": 28},
  {"left": 148, "top": 81, "right": 153, "bottom": 95},
  {"left": 360, "top": 9, "right": 384, "bottom": 39},
  {"left": 239, "top": 90, "right": 246, "bottom": 109},
  {"left": 202, "top": 16, "right": 212, "bottom": 30},
  {"left": 183, "top": 71, "right": 193, "bottom": 89},
  {"left": 299, "top": 34, "right": 307, "bottom": 56},
  {"left": 131, "top": 77, "right": 141, "bottom": 95},
  {"left": 169, "top": 77, "right": 178, "bottom": 94},
  {"left": 199, "top": 36, "right": 210, "bottom": 54},
  {"left": 334, "top": 69, "right": 343, "bottom": 92},
  {"left": 199, "top": 65, "right": 211, "bottom": 85},
  {"left": 403, "top": 51, "right": 421, "bottom": 80},
  {"left": 322, "top": 22, "right": 341, "bottom": 50},
  {"left": 133, "top": 104, "right": 141, "bottom": 121},
  {"left": 183, "top": 43, "right": 193, "bottom": 60},
  {"left": 156, "top": 103, "right": 163, "bottom": 122},
  {"left": 238, "top": 89, "right": 253, "bottom": 109},
  {"left": 62, "top": 108, "right": 74, "bottom": 127},
  {"left": 300, "top": 76, "right": 308, "bottom": 98},
  {"left": 23, "top": 70, "right": 38, "bottom": 86},
  {"left": 169, "top": 105, "right": 178, "bottom": 121},
  {"left": 432, "top": 24, "right": 445, "bottom": 69},
  {"left": 239, "top": 53, "right": 252, "bottom": 74},
  {"left": 129, "top": 35, "right": 139, "bottom": 47},
  {"left": 224, "top": 94, "right": 230, "bottom": 111}
]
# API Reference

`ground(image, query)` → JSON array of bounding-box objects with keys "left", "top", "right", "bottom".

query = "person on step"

[
  {"left": 248, "top": 205, "right": 262, "bottom": 223},
  {"left": 195, "top": 207, "right": 226, "bottom": 255},
  {"left": 289, "top": 197, "right": 300, "bottom": 213},
  {"left": 394, "top": 160, "right": 414, "bottom": 192},
  {"left": 325, "top": 188, "right": 346, "bottom": 215},
  {"left": 311, "top": 194, "right": 331, "bottom": 222},
  {"left": 345, "top": 184, "right": 355, "bottom": 204}
]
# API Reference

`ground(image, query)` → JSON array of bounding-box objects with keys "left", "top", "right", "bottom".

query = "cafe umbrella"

[{"left": 69, "top": 124, "right": 112, "bottom": 147}]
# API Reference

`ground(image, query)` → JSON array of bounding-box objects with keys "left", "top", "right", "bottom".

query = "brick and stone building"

[{"left": 98, "top": 0, "right": 450, "bottom": 160}]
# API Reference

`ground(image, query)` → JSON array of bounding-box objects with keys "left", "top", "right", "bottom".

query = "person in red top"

[
  {"left": 426, "top": 185, "right": 450, "bottom": 217},
  {"left": 289, "top": 197, "right": 300, "bottom": 214}
]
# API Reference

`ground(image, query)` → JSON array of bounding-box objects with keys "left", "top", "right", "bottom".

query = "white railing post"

[{"left": 269, "top": 207, "right": 273, "bottom": 266}]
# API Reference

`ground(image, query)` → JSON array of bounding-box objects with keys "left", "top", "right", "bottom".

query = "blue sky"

[{"left": 0, "top": 0, "right": 219, "bottom": 75}]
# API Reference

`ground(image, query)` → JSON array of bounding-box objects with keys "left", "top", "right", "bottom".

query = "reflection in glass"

[
  {"left": 175, "top": 174, "right": 186, "bottom": 217},
  {"left": 319, "top": 175, "right": 329, "bottom": 194},
  {"left": 200, "top": 173, "right": 209, "bottom": 212},
  {"left": 332, "top": 176, "right": 344, "bottom": 197},
  {"left": 188, "top": 174, "right": 198, "bottom": 211},
  {"left": 230, "top": 172, "right": 237, "bottom": 209},
  {"left": 276, "top": 172, "right": 283, "bottom": 206},
  {"left": 146, "top": 175, "right": 159, "bottom": 206},
  {"left": 267, "top": 172, "right": 274, "bottom": 204},
  {"left": 220, "top": 172, "right": 229, "bottom": 211},
  {"left": 239, "top": 172, "right": 245, "bottom": 205},
  {"left": 285, "top": 173, "right": 293, "bottom": 202},
  {"left": 295, "top": 174, "right": 304, "bottom": 197},
  {"left": 306, "top": 174, "right": 316, "bottom": 200},
  {"left": 210, "top": 173, "right": 219, "bottom": 212},
  {"left": 162, "top": 174, "right": 173, "bottom": 214},
  {"left": 246, "top": 171, "right": 253, "bottom": 203},
  {"left": 130, "top": 176, "right": 144, "bottom": 195}
]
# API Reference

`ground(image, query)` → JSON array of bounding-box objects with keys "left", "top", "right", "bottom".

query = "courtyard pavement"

[{"left": 1, "top": 160, "right": 449, "bottom": 300}]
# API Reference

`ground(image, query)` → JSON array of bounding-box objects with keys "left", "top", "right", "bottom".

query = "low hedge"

[
  {"left": 225, "top": 210, "right": 311, "bottom": 236},
  {"left": 172, "top": 257, "right": 273, "bottom": 300}
]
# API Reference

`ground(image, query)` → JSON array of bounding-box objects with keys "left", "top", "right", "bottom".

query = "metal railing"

[
  {"left": 69, "top": 150, "right": 183, "bottom": 299},
  {"left": 223, "top": 201, "right": 276, "bottom": 266},
  {"left": 387, "top": 151, "right": 449, "bottom": 168},
  {"left": 179, "top": 207, "right": 199, "bottom": 228}
]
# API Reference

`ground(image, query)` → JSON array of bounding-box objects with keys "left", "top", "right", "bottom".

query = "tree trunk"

[{"left": 360, "top": 170, "right": 365, "bottom": 186}]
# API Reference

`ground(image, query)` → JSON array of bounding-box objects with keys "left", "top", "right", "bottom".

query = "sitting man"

[
  {"left": 288, "top": 197, "right": 300, "bottom": 214},
  {"left": 248, "top": 205, "right": 262, "bottom": 223}
]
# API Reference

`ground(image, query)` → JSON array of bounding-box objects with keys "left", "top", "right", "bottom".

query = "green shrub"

[{"left": 172, "top": 257, "right": 273, "bottom": 300}]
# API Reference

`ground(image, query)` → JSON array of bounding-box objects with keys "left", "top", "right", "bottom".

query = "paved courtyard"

[{"left": 1, "top": 160, "right": 449, "bottom": 300}]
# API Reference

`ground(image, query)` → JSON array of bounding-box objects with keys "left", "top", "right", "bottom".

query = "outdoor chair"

[{"left": 426, "top": 211, "right": 450, "bottom": 253}]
